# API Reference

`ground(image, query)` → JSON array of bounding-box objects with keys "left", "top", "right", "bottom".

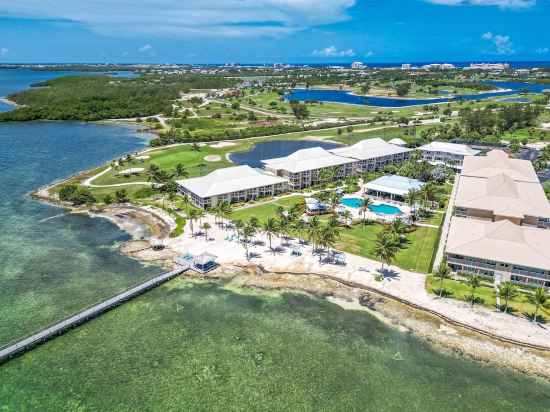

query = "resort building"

[
  {"left": 177, "top": 165, "right": 288, "bottom": 209},
  {"left": 364, "top": 175, "right": 425, "bottom": 202},
  {"left": 262, "top": 139, "right": 412, "bottom": 190},
  {"left": 418, "top": 141, "right": 480, "bottom": 170},
  {"left": 329, "top": 138, "right": 412, "bottom": 174},
  {"left": 262, "top": 147, "right": 356, "bottom": 190},
  {"left": 454, "top": 150, "right": 550, "bottom": 228},
  {"left": 446, "top": 218, "right": 550, "bottom": 288},
  {"left": 445, "top": 149, "right": 550, "bottom": 288},
  {"left": 387, "top": 138, "right": 408, "bottom": 147}
]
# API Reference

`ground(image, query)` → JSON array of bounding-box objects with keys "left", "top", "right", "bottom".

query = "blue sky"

[{"left": 0, "top": 0, "right": 548, "bottom": 63}]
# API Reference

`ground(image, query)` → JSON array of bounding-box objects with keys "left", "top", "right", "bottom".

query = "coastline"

[
  {"left": 200, "top": 265, "right": 550, "bottom": 381},
  {"left": 0, "top": 97, "right": 18, "bottom": 107}
]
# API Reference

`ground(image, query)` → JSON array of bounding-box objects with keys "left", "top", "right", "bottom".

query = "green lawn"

[
  {"left": 426, "top": 276, "right": 550, "bottom": 322},
  {"left": 336, "top": 223, "right": 439, "bottom": 273},
  {"left": 231, "top": 196, "right": 306, "bottom": 224}
]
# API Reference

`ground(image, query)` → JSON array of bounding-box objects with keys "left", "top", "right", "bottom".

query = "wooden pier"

[{"left": 0, "top": 264, "right": 189, "bottom": 365}]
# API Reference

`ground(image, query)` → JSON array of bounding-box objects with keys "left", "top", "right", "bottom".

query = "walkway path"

[
  {"left": 433, "top": 174, "right": 458, "bottom": 269},
  {"left": 0, "top": 265, "right": 188, "bottom": 365},
  {"left": 169, "top": 213, "right": 550, "bottom": 349}
]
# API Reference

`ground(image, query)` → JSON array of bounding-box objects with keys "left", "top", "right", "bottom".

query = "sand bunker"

[
  {"left": 204, "top": 155, "right": 222, "bottom": 162},
  {"left": 210, "top": 141, "right": 236, "bottom": 149}
]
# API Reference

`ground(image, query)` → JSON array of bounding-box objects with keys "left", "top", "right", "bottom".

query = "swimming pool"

[
  {"left": 369, "top": 204, "right": 403, "bottom": 216},
  {"left": 340, "top": 198, "right": 404, "bottom": 215},
  {"left": 340, "top": 198, "right": 364, "bottom": 208}
]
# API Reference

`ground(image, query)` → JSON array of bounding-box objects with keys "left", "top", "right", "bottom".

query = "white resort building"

[
  {"left": 364, "top": 175, "right": 425, "bottom": 202},
  {"left": 177, "top": 165, "right": 288, "bottom": 209},
  {"left": 262, "top": 138, "right": 412, "bottom": 190},
  {"left": 262, "top": 147, "right": 355, "bottom": 190},
  {"left": 445, "top": 149, "right": 550, "bottom": 288},
  {"left": 419, "top": 141, "right": 480, "bottom": 170},
  {"left": 329, "top": 138, "right": 412, "bottom": 174}
]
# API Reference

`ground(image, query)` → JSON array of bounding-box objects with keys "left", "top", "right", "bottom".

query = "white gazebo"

[{"left": 364, "top": 175, "right": 425, "bottom": 201}]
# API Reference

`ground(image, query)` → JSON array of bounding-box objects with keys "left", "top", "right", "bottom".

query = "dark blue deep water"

[{"left": 230, "top": 139, "right": 341, "bottom": 168}]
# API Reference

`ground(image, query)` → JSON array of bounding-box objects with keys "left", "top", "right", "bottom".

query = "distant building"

[
  {"left": 351, "top": 61, "right": 365, "bottom": 69},
  {"left": 401, "top": 64, "right": 412, "bottom": 71},
  {"left": 418, "top": 141, "right": 480, "bottom": 170},
  {"left": 465, "top": 63, "right": 510, "bottom": 71},
  {"left": 177, "top": 165, "right": 288, "bottom": 209}
]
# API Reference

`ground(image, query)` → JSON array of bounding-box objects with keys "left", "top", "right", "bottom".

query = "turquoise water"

[
  {"left": 340, "top": 198, "right": 403, "bottom": 215},
  {"left": 0, "top": 121, "right": 161, "bottom": 346},
  {"left": 1, "top": 70, "right": 550, "bottom": 410},
  {"left": 369, "top": 203, "right": 403, "bottom": 215},
  {"left": 340, "top": 197, "right": 364, "bottom": 208}
]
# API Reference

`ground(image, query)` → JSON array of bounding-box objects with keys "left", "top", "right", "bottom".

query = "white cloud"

[
  {"left": 0, "top": 47, "right": 8, "bottom": 56},
  {"left": 481, "top": 32, "right": 515, "bottom": 55},
  {"left": 138, "top": 44, "right": 152, "bottom": 53},
  {"left": 424, "top": 0, "right": 535, "bottom": 9},
  {"left": 312, "top": 46, "right": 355, "bottom": 57},
  {"left": 0, "top": 0, "right": 356, "bottom": 38},
  {"left": 535, "top": 47, "right": 549, "bottom": 54},
  {"left": 364, "top": 51, "right": 374, "bottom": 57}
]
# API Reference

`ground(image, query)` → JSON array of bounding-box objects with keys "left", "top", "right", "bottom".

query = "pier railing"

[{"left": 0, "top": 264, "right": 189, "bottom": 365}]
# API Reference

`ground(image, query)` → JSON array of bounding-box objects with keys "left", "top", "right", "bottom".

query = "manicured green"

[
  {"left": 426, "top": 276, "right": 550, "bottom": 321},
  {"left": 336, "top": 224, "right": 439, "bottom": 273},
  {"left": 231, "top": 196, "right": 306, "bottom": 224}
]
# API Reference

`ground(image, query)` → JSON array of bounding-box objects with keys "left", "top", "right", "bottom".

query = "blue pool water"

[
  {"left": 369, "top": 204, "right": 403, "bottom": 215},
  {"left": 340, "top": 198, "right": 364, "bottom": 208},
  {"left": 341, "top": 198, "right": 404, "bottom": 215}
]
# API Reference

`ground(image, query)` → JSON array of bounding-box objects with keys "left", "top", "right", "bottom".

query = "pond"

[
  {"left": 229, "top": 139, "right": 341, "bottom": 168},
  {"left": 285, "top": 80, "right": 546, "bottom": 108}
]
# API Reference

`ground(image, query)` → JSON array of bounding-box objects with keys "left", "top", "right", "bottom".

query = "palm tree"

[
  {"left": 360, "top": 196, "right": 373, "bottom": 225},
  {"left": 318, "top": 224, "right": 339, "bottom": 263},
  {"left": 262, "top": 217, "right": 279, "bottom": 251},
  {"left": 181, "top": 194, "right": 191, "bottom": 216},
  {"left": 202, "top": 222, "right": 211, "bottom": 240},
  {"left": 242, "top": 224, "right": 256, "bottom": 260},
  {"left": 293, "top": 218, "right": 307, "bottom": 244},
  {"left": 196, "top": 208, "right": 206, "bottom": 227},
  {"left": 342, "top": 209, "right": 352, "bottom": 226},
  {"left": 433, "top": 258, "right": 451, "bottom": 297},
  {"left": 174, "top": 163, "right": 189, "bottom": 178},
  {"left": 221, "top": 202, "right": 233, "bottom": 229},
  {"left": 373, "top": 231, "right": 400, "bottom": 272},
  {"left": 421, "top": 182, "right": 437, "bottom": 208},
  {"left": 249, "top": 216, "right": 260, "bottom": 231},
  {"left": 232, "top": 219, "right": 244, "bottom": 241},
  {"left": 406, "top": 188, "right": 419, "bottom": 218},
  {"left": 188, "top": 208, "right": 200, "bottom": 237},
  {"left": 212, "top": 202, "right": 224, "bottom": 226},
  {"left": 498, "top": 281, "right": 518, "bottom": 313},
  {"left": 529, "top": 287, "right": 548, "bottom": 324},
  {"left": 389, "top": 218, "right": 408, "bottom": 237},
  {"left": 329, "top": 192, "right": 341, "bottom": 215},
  {"left": 467, "top": 275, "right": 481, "bottom": 308},
  {"left": 307, "top": 216, "right": 322, "bottom": 253}
]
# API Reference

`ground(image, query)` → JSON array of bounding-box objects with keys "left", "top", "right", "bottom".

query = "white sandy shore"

[{"left": 165, "top": 213, "right": 550, "bottom": 349}]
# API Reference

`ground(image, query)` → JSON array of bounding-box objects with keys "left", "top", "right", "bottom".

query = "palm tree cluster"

[{"left": 372, "top": 218, "right": 409, "bottom": 272}]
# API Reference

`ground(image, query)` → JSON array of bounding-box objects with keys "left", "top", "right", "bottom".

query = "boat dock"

[{"left": 0, "top": 264, "right": 190, "bottom": 365}]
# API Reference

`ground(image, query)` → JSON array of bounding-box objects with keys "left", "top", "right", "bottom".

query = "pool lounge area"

[{"left": 339, "top": 195, "right": 410, "bottom": 223}]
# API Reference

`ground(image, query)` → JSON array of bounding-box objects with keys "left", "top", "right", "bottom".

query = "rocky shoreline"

[
  {"left": 32, "top": 170, "right": 550, "bottom": 382},
  {"left": 204, "top": 265, "right": 550, "bottom": 381}
]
